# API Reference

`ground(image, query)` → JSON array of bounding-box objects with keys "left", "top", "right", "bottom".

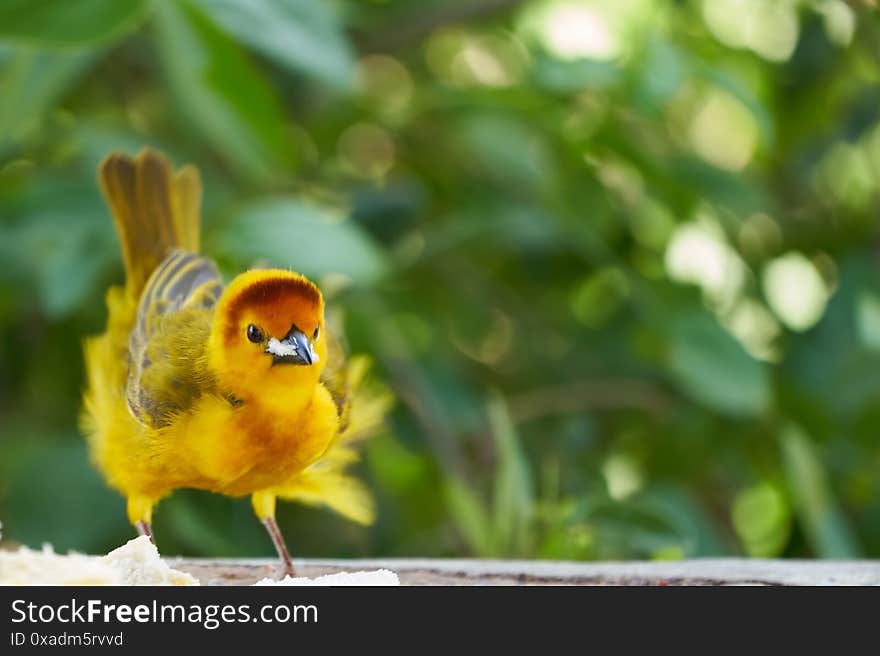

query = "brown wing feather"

[{"left": 126, "top": 251, "right": 223, "bottom": 427}]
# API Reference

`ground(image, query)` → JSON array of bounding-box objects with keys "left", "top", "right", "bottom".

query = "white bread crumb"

[
  {"left": 102, "top": 536, "right": 199, "bottom": 586},
  {"left": 0, "top": 544, "right": 119, "bottom": 585},
  {"left": 0, "top": 530, "right": 398, "bottom": 586},
  {"left": 0, "top": 536, "right": 198, "bottom": 586},
  {"left": 254, "top": 569, "right": 399, "bottom": 586}
]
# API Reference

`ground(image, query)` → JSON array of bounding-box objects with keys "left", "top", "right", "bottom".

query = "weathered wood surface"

[{"left": 171, "top": 558, "right": 880, "bottom": 586}]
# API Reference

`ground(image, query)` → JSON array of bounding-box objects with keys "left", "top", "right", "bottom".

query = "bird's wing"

[
  {"left": 319, "top": 314, "right": 389, "bottom": 439},
  {"left": 320, "top": 321, "right": 351, "bottom": 428},
  {"left": 126, "top": 250, "right": 224, "bottom": 427}
]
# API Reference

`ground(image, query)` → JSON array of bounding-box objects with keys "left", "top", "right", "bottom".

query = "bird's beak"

[{"left": 265, "top": 328, "right": 319, "bottom": 366}]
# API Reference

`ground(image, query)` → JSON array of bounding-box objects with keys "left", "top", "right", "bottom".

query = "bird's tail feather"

[{"left": 98, "top": 148, "right": 202, "bottom": 298}]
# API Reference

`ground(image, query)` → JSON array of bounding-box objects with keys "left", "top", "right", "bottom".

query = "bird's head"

[{"left": 208, "top": 269, "right": 327, "bottom": 400}]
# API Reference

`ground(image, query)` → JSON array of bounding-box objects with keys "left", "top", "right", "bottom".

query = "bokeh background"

[{"left": 1, "top": 0, "right": 880, "bottom": 561}]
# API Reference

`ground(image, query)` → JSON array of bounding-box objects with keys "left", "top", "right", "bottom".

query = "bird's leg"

[
  {"left": 253, "top": 490, "right": 295, "bottom": 578},
  {"left": 135, "top": 520, "right": 155, "bottom": 544},
  {"left": 262, "top": 516, "right": 296, "bottom": 578},
  {"left": 128, "top": 495, "right": 156, "bottom": 544}
]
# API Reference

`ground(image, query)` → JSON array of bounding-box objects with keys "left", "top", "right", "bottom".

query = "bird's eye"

[
  {"left": 313, "top": 326, "right": 320, "bottom": 341},
  {"left": 246, "top": 324, "right": 264, "bottom": 343}
]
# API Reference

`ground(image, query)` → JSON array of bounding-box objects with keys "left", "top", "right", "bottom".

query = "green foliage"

[
  {"left": 0, "top": 50, "right": 96, "bottom": 153},
  {"left": 732, "top": 481, "right": 792, "bottom": 558},
  {"left": 0, "top": 0, "right": 149, "bottom": 46},
  {"left": 444, "top": 395, "right": 534, "bottom": 557},
  {"left": 190, "top": 0, "right": 355, "bottom": 89},
  {"left": 667, "top": 310, "right": 770, "bottom": 417},
  {"left": 781, "top": 425, "right": 861, "bottom": 558},
  {"left": 152, "top": 0, "right": 295, "bottom": 181},
  {"left": 211, "top": 197, "right": 387, "bottom": 283},
  {"left": 1, "top": 0, "right": 880, "bottom": 561}
]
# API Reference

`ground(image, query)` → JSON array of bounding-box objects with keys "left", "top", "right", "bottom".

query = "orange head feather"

[{"left": 208, "top": 269, "right": 327, "bottom": 401}]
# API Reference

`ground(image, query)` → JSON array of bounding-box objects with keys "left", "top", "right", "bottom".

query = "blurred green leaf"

[
  {"left": 153, "top": 0, "right": 295, "bottom": 182},
  {"left": 1, "top": 438, "right": 128, "bottom": 552},
  {"left": 212, "top": 196, "right": 387, "bottom": 283},
  {"left": 457, "top": 114, "right": 554, "bottom": 194},
  {"left": 583, "top": 488, "right": 731, "bottom": 559},
  {"left": 366, "top": 434, "right": 429, "bottom": 496},
  {"left": 0, "top": 0, "right": 150, "bottom": 47},
  {"left": 702, "top": 66, "right": 775, "bottom": 149},
  {"left": 444, "top": 477, "right": 493, "bottom": 556},
  {"left": 0, "top": 49, "right": 96, "bottom": 153},
  {"left": 157, "top": 491, "right": 269, "bottom": 557},
  {"left": 191, "top": 0, "right": 354, "bottom": 90},
  {"left": 533, "top": 56, "right": 619, "bottom": 92},
  {"left": 781, "top": 425, "right": 861, "bottom": 558},
  {"left": 634, "top": 39, "right": 687, "bottom": 111},
  {"left": 0, "top": 180, "right": 116, "bottom": 317},
  {"left": 667, "top": 311, "right": 770, "bottom": 416},
  {"left": 488, "top": 393, "right": 533, "bottom": 556},
  {"left": 732, "top": 482, "right": 792, "bottom": 557}
]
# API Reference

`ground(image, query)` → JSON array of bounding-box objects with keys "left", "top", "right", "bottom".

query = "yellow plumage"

[{"left": 81, "top": 148, "right": 389, "bottom": 571}]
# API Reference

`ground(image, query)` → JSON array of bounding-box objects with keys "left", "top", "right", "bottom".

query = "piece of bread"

[
  {"left": 0, "top": 536, "right": 198, "bottom": 586},
  {"left": 254, "top": 569, "right": 400, "bottom": 586}
]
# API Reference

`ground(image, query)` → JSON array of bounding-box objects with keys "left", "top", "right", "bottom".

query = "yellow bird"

[{"left": 81, "top": 148, "right": 389, "bottom": 576}]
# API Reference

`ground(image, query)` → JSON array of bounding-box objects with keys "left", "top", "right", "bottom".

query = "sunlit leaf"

[{"left": 731, "top": 482, "right": 792, "bottom": 557}]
